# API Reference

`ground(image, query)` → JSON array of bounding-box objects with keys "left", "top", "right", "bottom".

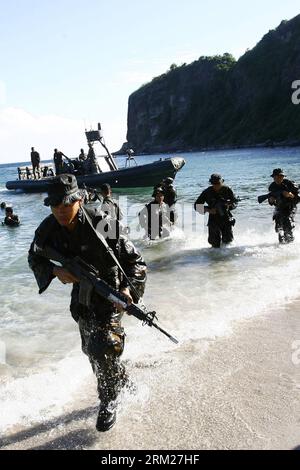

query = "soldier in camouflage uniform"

[
  {"left": 268, "top": 168, "right": 299, "bottom": 244},
  {"left": 28, "top": 174, "right": 147, "bottom": 432},
  {"left": 194, "top": 174, "right": 238, "bottom": 248}
]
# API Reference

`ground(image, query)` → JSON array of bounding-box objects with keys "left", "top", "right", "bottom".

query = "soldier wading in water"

[
  {"left": 194, "top": 173, "right": 238, "bottom": 248},
  {"left": 267, "top": 168, "right": 299, "bottom": 244},
  {"left": 28, "top": 174, "right": 147, "bottom": 432}
]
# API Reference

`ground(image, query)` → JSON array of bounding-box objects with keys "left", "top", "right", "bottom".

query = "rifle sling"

[{"left": 81, "top": 206, "right": 140, "bottom": 300}]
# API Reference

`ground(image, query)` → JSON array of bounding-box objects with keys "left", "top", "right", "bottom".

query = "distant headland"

[{"left": 118, "top": 14, "right": 300, "bottom": 155}]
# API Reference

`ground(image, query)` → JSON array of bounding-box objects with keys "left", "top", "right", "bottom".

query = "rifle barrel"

[{"left": 152, "top": 322, "right": 179, "bottom": 344}]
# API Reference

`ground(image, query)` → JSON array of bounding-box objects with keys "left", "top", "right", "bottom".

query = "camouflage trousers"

[
  {"left": 78, "top": 314, "right": 127, "bottom": 406},
  {"left": 273, "top": 208, "right": 296, "bottom": 244}
]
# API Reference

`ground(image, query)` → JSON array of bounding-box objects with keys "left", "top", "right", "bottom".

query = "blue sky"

[{"left": 0, "top": 0, "right": 299, "bottom": 162}]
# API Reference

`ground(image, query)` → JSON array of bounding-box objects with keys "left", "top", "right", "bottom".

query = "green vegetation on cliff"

[{"left": 126, "top": 15, "right": 300, "bottom": 153}]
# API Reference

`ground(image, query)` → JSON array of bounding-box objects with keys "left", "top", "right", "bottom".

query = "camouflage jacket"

[{"left": 28, "top": 206, "right": 147, "bottom": 322}]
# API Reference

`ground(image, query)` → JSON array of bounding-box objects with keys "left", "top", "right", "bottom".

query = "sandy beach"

[{"left": 1, "top": 298, "right": 299, "bottom": 451}]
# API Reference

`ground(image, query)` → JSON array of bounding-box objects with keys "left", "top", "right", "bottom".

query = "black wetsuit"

[
  {"left": 53, "top": 151, "right": 65, "bottom": 175},
  {"left": 139, "top": 201, "right": 171, "bottom": 240},
  {"left": 87, "top": 147, "right": 99, "bottom": 174},
  {"left": 101, "top": 196, "right": 122, "bottom": 220},
  {"left": 28, "top": 206, "right": 147, "bottom": 406},
  {"left": 194, "top": 185, "right": 238, "bottom": 248},
  {"left": 268, "top": 179, "right": 299, "bottom": 243},
  {"left": 164, "top": 185, "right": 177, "bottom": 224},
  {"left": 4, "top": 214, "right": 20, "bottom": 227},
  {"left": 163, "top": 185, "right": 176, "bottom": 207},
  {"left": 31, "top": 151, "right": 40, "bottom": 179},
  {"left": 101, "top": 196, "right": 123, "bottom": 239}
]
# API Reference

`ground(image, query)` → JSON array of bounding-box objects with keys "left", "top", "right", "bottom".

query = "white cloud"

[{"left": 0, "top": 108, "right": 124, "bottom": 164}]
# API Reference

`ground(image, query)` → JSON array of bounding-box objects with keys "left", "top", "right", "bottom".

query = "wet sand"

[{"left": 1, "top": 300, "right": 299, "bottom": 450}]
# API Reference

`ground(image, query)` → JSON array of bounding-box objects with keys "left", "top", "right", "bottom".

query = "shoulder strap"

[{"left": 81, "top": 206, "right": 140, "bottom": 299}]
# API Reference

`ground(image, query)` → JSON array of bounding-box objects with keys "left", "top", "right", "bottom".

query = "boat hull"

[{"left": 6, "top": 157, "right": 185, "bottom": 193}]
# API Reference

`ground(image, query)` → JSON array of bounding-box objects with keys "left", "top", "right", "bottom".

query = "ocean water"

[{"left": 1, "top": 147, "right": 300, "bottom": 434}]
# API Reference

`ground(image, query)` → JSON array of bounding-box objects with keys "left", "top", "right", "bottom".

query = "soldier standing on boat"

[
  {"left": 30, "top": 147, "right": 41, "bottom": 179},
  {"left": 267, "top": 168, "right": 299, "bottom": 244},
  {"left": 194, "top": 174, "right": 238, "bottom": 248},
  {"left": 87, "top": 143, "right": 100, "bottom": 174},
  {"left": 28, "top": 174, "right": 147, "bottom": 432},
  {"left": 79, "top": 149, "right": 86, "bottom": 161},
  {"left": 26, "top": 166, "right": 32, "bottom": 179},
  {"left": 54, "top": 149, "right": 67, "bottom": 175},
  {"left": 76, "top": 149, "right": 87, "bottom": 175}
]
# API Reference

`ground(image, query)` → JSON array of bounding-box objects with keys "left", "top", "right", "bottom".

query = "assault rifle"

[
  {"left": 213, "top": 198, "right": 233, "bottom": 217},
  {"left": 34, "top": 244, "right": 178, "bottom": 344},
  {"left": 257, "top": 190, "right": 295, "bottom": 204},
  {"left": 258, "top": 190, "right": 282, "bottom": 204}
]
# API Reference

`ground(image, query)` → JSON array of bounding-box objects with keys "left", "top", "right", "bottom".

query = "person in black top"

[
  {"left": 53, "top": 149, "right": 67, "bottom": 175},
  {"left": 100, "top": 183, "right": 123, "bottom": 239},
  {"left": 267, "top": 168, "right": 299, "bottom": 244},
  {"left": 79, "top": 149, "right": 86, "bottom": 161},
  {"left": 30, "top": 147, "right": 41, "bottom": 179},
  {"left": 152, "top": 177, "right": 177, "bottom": 224},
  {"left": 100, "top": 183, "right": 122, "bottom": 221},
  {"left": 18, "top": 167, "right": 23, "bottom": 180},
  {"left": 139, "top": 187, "right": 171, "bottom": 240},
  {"left": 162, "top": 177, "right": 177, "bottom": 224},
  {"left": 26, "top": 166, "right": 32, "bottom": 179},
  {"left": 87, "top": 143, "right": 99, "bottom": 174},
  {"left": 3, "top": 207, "right": 20, "bottom": 227},
  {"left": 28, "top": 174, "right": 147, "bottom": 432},
  {"left": 194, "top": 174, "right": 238, "bottom": 248}
]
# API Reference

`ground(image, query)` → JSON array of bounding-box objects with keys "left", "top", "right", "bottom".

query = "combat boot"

[{"left": 96, "top": 402, "right": 117, "bottom": 432}]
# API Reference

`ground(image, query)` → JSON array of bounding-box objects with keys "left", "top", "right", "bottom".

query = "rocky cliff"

[{"left": 126, "top": 14, "right": 300, "bottom": 153}]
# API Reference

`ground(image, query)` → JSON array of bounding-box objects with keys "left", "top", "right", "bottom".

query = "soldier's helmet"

[
  {"left": 154, "top": 186, "right": 165, "bottom": 195},
  {"left": 209, "top": 173, "right": 224, "bottom": 184},
  {"left": 270, "top": 168, "right": 285, "bottom": 178},
  {"left": 163, "top": 177, "right": 174, "bottom": 185},
  {"left": 44, "top": 174, "right": 84, "bottom": 207}
]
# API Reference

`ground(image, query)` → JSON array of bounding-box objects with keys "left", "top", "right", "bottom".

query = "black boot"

[{"left": 96, "top": 403, "right": 117, "bottom": 432}]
